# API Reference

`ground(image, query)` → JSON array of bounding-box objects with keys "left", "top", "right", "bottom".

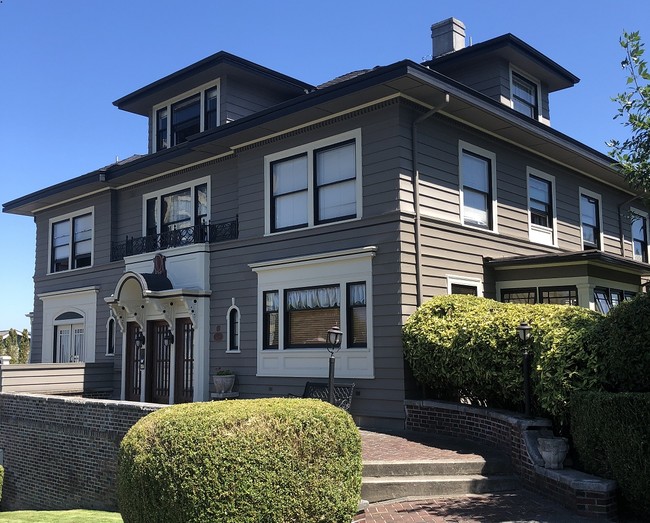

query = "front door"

[
  {"left": 125, "top": 322, "right": 142, "bottom": 402},
  {"left": 174, "top": 318, "right": 194, "bottom": 403},
  {"left": 147, "top": 320, "right": 171, "bottom": 404}
]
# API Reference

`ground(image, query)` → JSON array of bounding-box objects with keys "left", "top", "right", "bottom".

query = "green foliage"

[
  {"left": 0, "top": 510, "right": 123, "bottom": 522},
  {"left": 118, "top": 398, "right": 361, "bottom": 523},
  {"left": 402, "top": 295, "right": 603, "bottom": 427},
  {"left": 571, "top": 391, "right": 650, "bottom": 518},
  {"left": 608, "top": 31, "right": 650, "bottom": 196},
  {"left": 587, "top": 294, "right": 650, "bottom": 392},
  {"left": 0, "top": 329, "right": 30, "bottom": 364},
  {"left": 0, "top": 464, "right": 3, "bottom": 503}
]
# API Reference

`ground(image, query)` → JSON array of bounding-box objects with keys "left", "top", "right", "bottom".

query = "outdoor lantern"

[
  {"left": 516, "top": 321, "right": 533, "bottom": 418},
  {"left": 162, "top": 328, "right": 174, "bottom": 348},
  {"left": 135, "top": 330, "right": 146, "bottom": 370},
  {"left": 517, "top": 322, "right": 532, "bottom": 343},
  {"left": 327, "top": 325, "right": 343, "bottom": 354},
  {"left": 326, "top": 325, "right": 343, "bottom": 405}
]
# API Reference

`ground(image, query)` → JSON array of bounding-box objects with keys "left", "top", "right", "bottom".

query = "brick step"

[
  {"left": 363, "top": 456, "right": 511, "bottom": 477},
  {"left": 361, "top": 473, "right": 520, "bottom": 503}
]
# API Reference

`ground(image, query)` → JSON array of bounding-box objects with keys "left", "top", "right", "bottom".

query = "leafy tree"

[
  {"left": 609, "top": 31, "right": 650, "bottom": 195},
  {"left": 18, "top": 329, "right": 30, "bottom": 363},
  {"left": 2, "top": 329, "right": 19, "bottom": 363}
]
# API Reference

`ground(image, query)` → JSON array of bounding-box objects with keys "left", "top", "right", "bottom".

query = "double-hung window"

[
  {"left": 154, "top": 82, "right": 220, "bottom": 151},
  {"left": 580, "top": 190, "right": 602, "bottom": 250},
  {"left": 631, "top": 209, "right": 648, "bottom": 262},
  {"left": 528, "top": 169, "right": 556, "bottom": 246},
  {"left": 459, "top": 142, "right": 497, "bottom": 231},
  {"left": 266, "top": 130, "right": 361, "bottom": 234},
  {"left": 50, "top": 210, "right": 93, "bottom": 273},
  {"left": 511, "top": 71, "right": 539, "bottom": 119}
]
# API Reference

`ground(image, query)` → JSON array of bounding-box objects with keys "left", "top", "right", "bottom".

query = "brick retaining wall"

[
  {"left": 0, "top": 393, "right": 163, "bottom": 511},
  {"left": 405, "top": 399, "right": 618, "bottom": 520}
]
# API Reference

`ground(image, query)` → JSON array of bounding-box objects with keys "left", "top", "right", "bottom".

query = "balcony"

[{"left": 111, "top": 218, "right": 238, "bottom": 262}]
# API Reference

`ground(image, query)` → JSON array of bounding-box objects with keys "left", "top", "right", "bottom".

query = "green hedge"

[
  {"left": 571, "top": 391, "right": 650, "bottom": 518},
  {"left": 118, "top": 398, "right": 361, "bottom": 523},
  {"left": 403, "top": 295, "right": 603, "bottom": 427},
  {"left": 0, "top": 464, "right": 3, "bottom": 503},
  {"left": 586, "top": 293, "right": 650, "bottom": 392}
]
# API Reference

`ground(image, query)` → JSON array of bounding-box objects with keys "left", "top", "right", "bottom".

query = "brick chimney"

[{"left": 431, "top": 18, "right": 466, "bottom": 58}]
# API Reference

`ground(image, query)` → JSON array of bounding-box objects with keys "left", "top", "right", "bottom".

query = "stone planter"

[
  {"left": 537, "top": 437, "right": 569, "bottom": 469},
  {"left": 213, "top": 374, "right": 235, "bottom": 393}
]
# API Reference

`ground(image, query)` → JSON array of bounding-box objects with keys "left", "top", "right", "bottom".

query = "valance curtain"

[{"left": 286, "top": 286, "right": 340, "bottom": 310}]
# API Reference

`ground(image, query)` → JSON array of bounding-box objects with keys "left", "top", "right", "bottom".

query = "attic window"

[
  {"left": 154, "top": 82, "right": 220, "bottom": 151},
  {"left": 511, "top": 72, "right": 538, "bottom": 119}
]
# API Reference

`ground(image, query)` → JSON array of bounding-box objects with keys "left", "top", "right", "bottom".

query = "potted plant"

[{"left": 213, "top": 368, "right": 236, "bottom": 393}]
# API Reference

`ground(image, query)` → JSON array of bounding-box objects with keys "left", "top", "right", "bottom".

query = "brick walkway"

[{"left": 356, "top": 430, "right": 592, "bottom": 523}]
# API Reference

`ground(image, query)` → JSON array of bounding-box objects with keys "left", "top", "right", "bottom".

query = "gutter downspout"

[{"left": 411, "top": 94, "right": 449, "bottom": 307}]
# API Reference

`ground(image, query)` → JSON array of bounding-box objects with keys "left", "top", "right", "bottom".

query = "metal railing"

[{"left": 111, "top": 217, "right": 238, "bottom": 261}]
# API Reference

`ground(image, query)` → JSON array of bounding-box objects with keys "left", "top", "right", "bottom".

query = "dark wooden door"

[
  {"left": 174, "top": 318, "right": 194, "bottom": 403},
  {"left": 147, "top": 320, "right": 171, "bottom": 404},
  {"left": 125, "top": 322, "right": 142, "bottom": 402}
]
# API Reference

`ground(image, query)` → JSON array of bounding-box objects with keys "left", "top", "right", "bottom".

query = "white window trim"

[
  {"left": 579, "top": 187, "right": 604, "bottom": 251},
  {"left": 630, "top": 207, "right": 649, "bottom": 262},
  {"left": 458, "top": 140, "right": 498, "bottom": 233},
  {"left": 263, "top": 129, "right": 363, "bottom": 236},
  {"left": 151, "top": 79, "right": 221, "bottom": 152},
  {"left": 47, "top": 207, "right": 95, "bottom": 275},
  {"left": 226, "top": 300, "right": 241, "bottom": 354},
  {"left": 250, "top": 246, "right": 375, "bottom": 379},
  {"left": 38, "top": 287, "right": 98, "bottom": 363},
  {"left": 509, "top": 66, "right": 545, "bottom": 124},
  {"left": 447, "top": 275, "right": 484, "bottom": 296},
  {"left": 527, "top": 167, "right": 557, "bottom": 247},
  {"left": 141, "top": 176, "right": 211, "bottom": 237}
]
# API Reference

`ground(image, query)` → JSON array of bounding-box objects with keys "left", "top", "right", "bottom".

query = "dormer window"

[
  {"left": 153, "top": 82, "right": 220, "bottom": 151},
  {"left": 511, "top": 71, "right": 539, "bottom": 119}
]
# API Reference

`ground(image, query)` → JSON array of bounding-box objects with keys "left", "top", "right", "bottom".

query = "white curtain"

[
  {"left": 286, "top": 286, "right": 340, "bottom": 310},
  {"left": 349, "top": 283, "right": 366, "bottom": 306}
]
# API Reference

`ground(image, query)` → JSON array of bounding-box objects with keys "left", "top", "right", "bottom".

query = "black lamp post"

[
  {"left": 517, "top": 321, "right": 533, "bottom": 418},
  {"left": 162, "top": 328, "right": 174, "bottom": 348},
  {"left": 326, "top": 326, "right": 343, "bottom": 405}
]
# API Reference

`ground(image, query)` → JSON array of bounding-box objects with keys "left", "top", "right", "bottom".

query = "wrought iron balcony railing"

[{"left": 110, "top": 217, "right": 238, "bottom": 262}]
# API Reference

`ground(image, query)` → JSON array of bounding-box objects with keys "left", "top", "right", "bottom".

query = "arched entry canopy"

[{"left": 105, "top": 271, "right": 211, "bottom": 333}]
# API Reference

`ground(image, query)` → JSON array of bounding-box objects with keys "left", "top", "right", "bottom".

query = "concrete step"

[
  {"left": 361, "top": 473, "right": 520, "bottom": 503},
  {"left": 363, "top": 456, "right": 510, "bottom": 477}
]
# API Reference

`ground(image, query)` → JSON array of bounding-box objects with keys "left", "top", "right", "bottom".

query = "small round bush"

[
  {"left": 587, "top": 293, "right": 650, "bottom": 392},
  {"left": 118, "top": 398, "right": 361, "bottom": 523}
]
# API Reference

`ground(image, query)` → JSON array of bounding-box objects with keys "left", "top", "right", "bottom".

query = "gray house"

[{"left": 4, "top": 18, "right": 649, "bottom": 428}]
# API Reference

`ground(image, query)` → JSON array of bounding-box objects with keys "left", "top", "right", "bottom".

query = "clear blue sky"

[{"left": 1, "top": 0, "right": 649, "bottom": 332}]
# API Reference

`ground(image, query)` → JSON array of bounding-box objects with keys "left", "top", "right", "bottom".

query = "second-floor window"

[
  {"left": 580, "top": 191, "right": 602, "bottom": 250},
  {"left": 459, "top": 142, "right": 497, "bottom": 231},
  {"left": 265, "top": 130, "right": 361, "bottom": 234},
  {"left": 50, "top": 210, "right": 93, "bottom": 273},
  {"left": 528, "top": 170, "right": 556, "bottom": 246},
  {"left": 144, "top": 179, "right": 209, "bottom": 237},
  {"left": 511, "top": 71, "right": 539, "bottom": 119},
  {"left": 631, "top": 209, "right": 648, "bottom": 262},
  {"left": 154, "top": 83, "right": 220, "bottom": 151}
]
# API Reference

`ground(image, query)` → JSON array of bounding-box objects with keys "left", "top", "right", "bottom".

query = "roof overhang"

[
  {"left": 3, "top": 60, "right": 629, "bottom": 216},
  {"left": 486, "top": 249, "right": 650, "bottom": 278},
  {"left": 425, "top": 34, "right": 579, "bottom": 92}
]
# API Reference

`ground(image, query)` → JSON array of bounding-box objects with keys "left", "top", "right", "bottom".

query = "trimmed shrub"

[
  {"left": 0, "top": 464, "right": 3, "bottom": 503},
  {"left": 571, "top": 391, "right": 650, "bottom": 518},
  {"left": 118, "top": 398, "right": 361, "bottom": 523},
  {"left": 587, "top": 293, "right": 650, "bottom": 392},
  {"left": 403, "top": 295, "right": 603, "bottom": 427}
]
